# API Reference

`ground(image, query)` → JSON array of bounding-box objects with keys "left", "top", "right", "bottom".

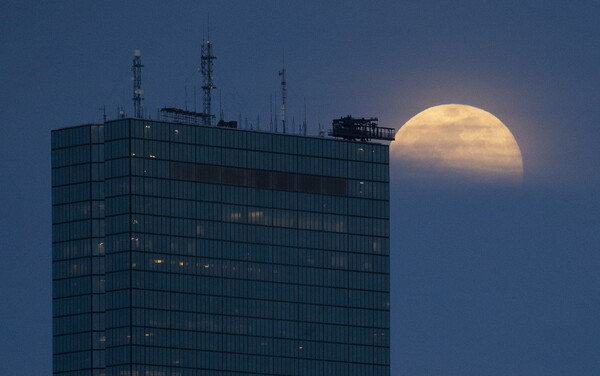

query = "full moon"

[{"left": 391, "top": 104, "right": 523, "bottom": 185}]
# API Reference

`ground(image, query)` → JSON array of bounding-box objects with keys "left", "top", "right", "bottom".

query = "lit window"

[
  {"left": 153, "top": 259, "right": 164, "bottom": 264},
  {"left": 372, "top": 241, "right": 381, "bottom": 252},
  {"left": 144, "top": 124, "right": 151, "bottom": 129},
  {"left": 149, "top": 154, "right": 156, "bottom": 159},
  {"left": 248, "top": 211, "right": 263, "bottom": 220}
]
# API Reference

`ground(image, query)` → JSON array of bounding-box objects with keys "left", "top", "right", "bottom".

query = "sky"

[{"left": 1, "top": 1, "right": 599, "bottom": 375}]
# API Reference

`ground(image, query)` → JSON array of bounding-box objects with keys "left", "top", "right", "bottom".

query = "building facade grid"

[{"left": 52, "top": 119, "right": 390, "bottom": 376}]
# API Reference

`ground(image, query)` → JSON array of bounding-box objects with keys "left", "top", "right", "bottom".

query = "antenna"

[
  {"left": 302, "top": 97, "right": 307, "bottom": 136},
  {"left": 318, "top": 111, "right": 324, "bottom": 137},
  {"left": 278, "top": 51, "right": 287, "bottom": 133},
  {"left": 219, "top": 90, "right": 223, "bottom": 121},
  {"left": 270, "top": 95, "right": 275, "bottom": 132},
  {"left": 132, "top": 49, "right": 144, "bottom": 118},
  {"left": 194, "top": 87, "right": 197, "bottom": 113},
  {"left": 200, "top": 22, "right": 216, "bottom": 125},
  {"left": 184, "top": 79, "right": 188, "bottom": 110},
  {"left": 99, "top": 105, "right": 107, "bottom": 123}
]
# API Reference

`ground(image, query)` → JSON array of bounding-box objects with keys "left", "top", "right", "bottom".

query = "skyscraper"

[{"left": 52, "top": 118, "right": 390, "bottom": 375}]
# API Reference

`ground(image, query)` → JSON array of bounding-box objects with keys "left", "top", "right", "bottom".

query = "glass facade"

[{"left": 52, "top": 119, "right": 390, "bottom": 376}]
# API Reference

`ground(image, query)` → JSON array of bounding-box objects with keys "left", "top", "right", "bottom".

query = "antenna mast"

[
  {"left": 219, "top": 90, "right": 223, "bottom": 121},
  {"left": 301, "top": 97, "right": 307, "bottom": 136},
  {"left": 279, "top": 54, "right": 287, "bottom": 133},
  {"left": 132, "top": 49, "right": 144, "bottom": 118},
  {"left": 200, "top": 22, "right": 216, "bottom": 125}
]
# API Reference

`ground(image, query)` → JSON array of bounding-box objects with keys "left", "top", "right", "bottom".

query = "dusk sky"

[{"left": 1, "top": 1, "right": 599, "bottom": 375}]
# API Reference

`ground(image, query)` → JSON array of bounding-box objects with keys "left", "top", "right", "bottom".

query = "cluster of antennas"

[{"left": 121, "top": 46, "right": 394, "bottom": 142}]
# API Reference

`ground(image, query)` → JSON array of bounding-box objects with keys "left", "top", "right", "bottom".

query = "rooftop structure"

[{"left": 329, "top": 116, "right": 396, "bottom": 142}]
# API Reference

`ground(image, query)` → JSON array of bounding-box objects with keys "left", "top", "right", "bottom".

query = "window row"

[
  {"left": 52, "top": 144, "right": 103, "bottom": 168},
  {"left": 53, "top": 238, "right": 105, "bottom": 260},
  {"left": 104, "top": 235, "right": 388, "bottom": 271},
  {"left": 113, "top": 289, "right": 389, "bottom": 328},
  {"left": 117, "top": 158, "right": 388, "bottom": 200},
  {"left": 128, "top": 195, "right": 387, "bottom": 220},
  {"left": 54, "top": 331, "right": 107, "bottom": 354},
  {"left": 53, "top": 182, "right": 104, "bottom": 205},
  {"left": 53, "top": 219, "right": 105, "bottom": 242},
  {"left": 54, "top": 276, "right": 107, "bottom": 299},
  {"left": 53, "top": 349, "right": 104, "bottom": 373},
  {"left": 110, "top": 208, "right": 387, "bottom": 237},
  {"left": 102, "top": 252, "right": 388, "bottom": 290},
  {"left": 103, "top": 270, "right": 389, "bottom": 310},
  {"left": 106, "top": 178, "right": 388, "bottom": 218},
  {"left": 125, "top": 139, "right": 387, "bottom": 181},
  {"left": 106, "top": 232, "right": 389, "bottom": 257},
  {"left": 54, "top": 312, "right": 104, "bottom": 335},
  {"left": 105, "top": 348, "right": 389, "bottom": 376},
  {"left": 106, "top": 308, "right": 389, "bottom": 347},
  {"left": 106, "top": 219, "right": 384, "bottom": 253},
  {"left": 104, "top": 327, "right": 388, "bottom": 364},
  {"left": 53, "top": 201, "right": 105, "bottom": 223},
  {"left": 52, "top": 124, "right": 103, "bottom": 149}
]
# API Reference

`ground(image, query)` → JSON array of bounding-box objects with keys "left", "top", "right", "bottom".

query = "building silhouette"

[{"left": 52, "top": 118, "right": 390, "bottom": 375}]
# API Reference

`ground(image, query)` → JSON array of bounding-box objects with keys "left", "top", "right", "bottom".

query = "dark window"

[{"left": 169, "top": 161, "right": 348, "bottom": 196}]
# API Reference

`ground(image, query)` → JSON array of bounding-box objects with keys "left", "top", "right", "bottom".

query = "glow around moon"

[{"left": 391, "top": 104, "right": 523, "bottom": 184}]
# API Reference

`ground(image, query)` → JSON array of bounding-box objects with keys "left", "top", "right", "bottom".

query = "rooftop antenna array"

[
  {"left": 132, "top": 49, "right": 144, "bottom": 118},
  {"left": 200, "top": 19, "right": 216, "bottom": 125},
  {"left": 279, "top": 52, "right": 287, "bottom": 133}
]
